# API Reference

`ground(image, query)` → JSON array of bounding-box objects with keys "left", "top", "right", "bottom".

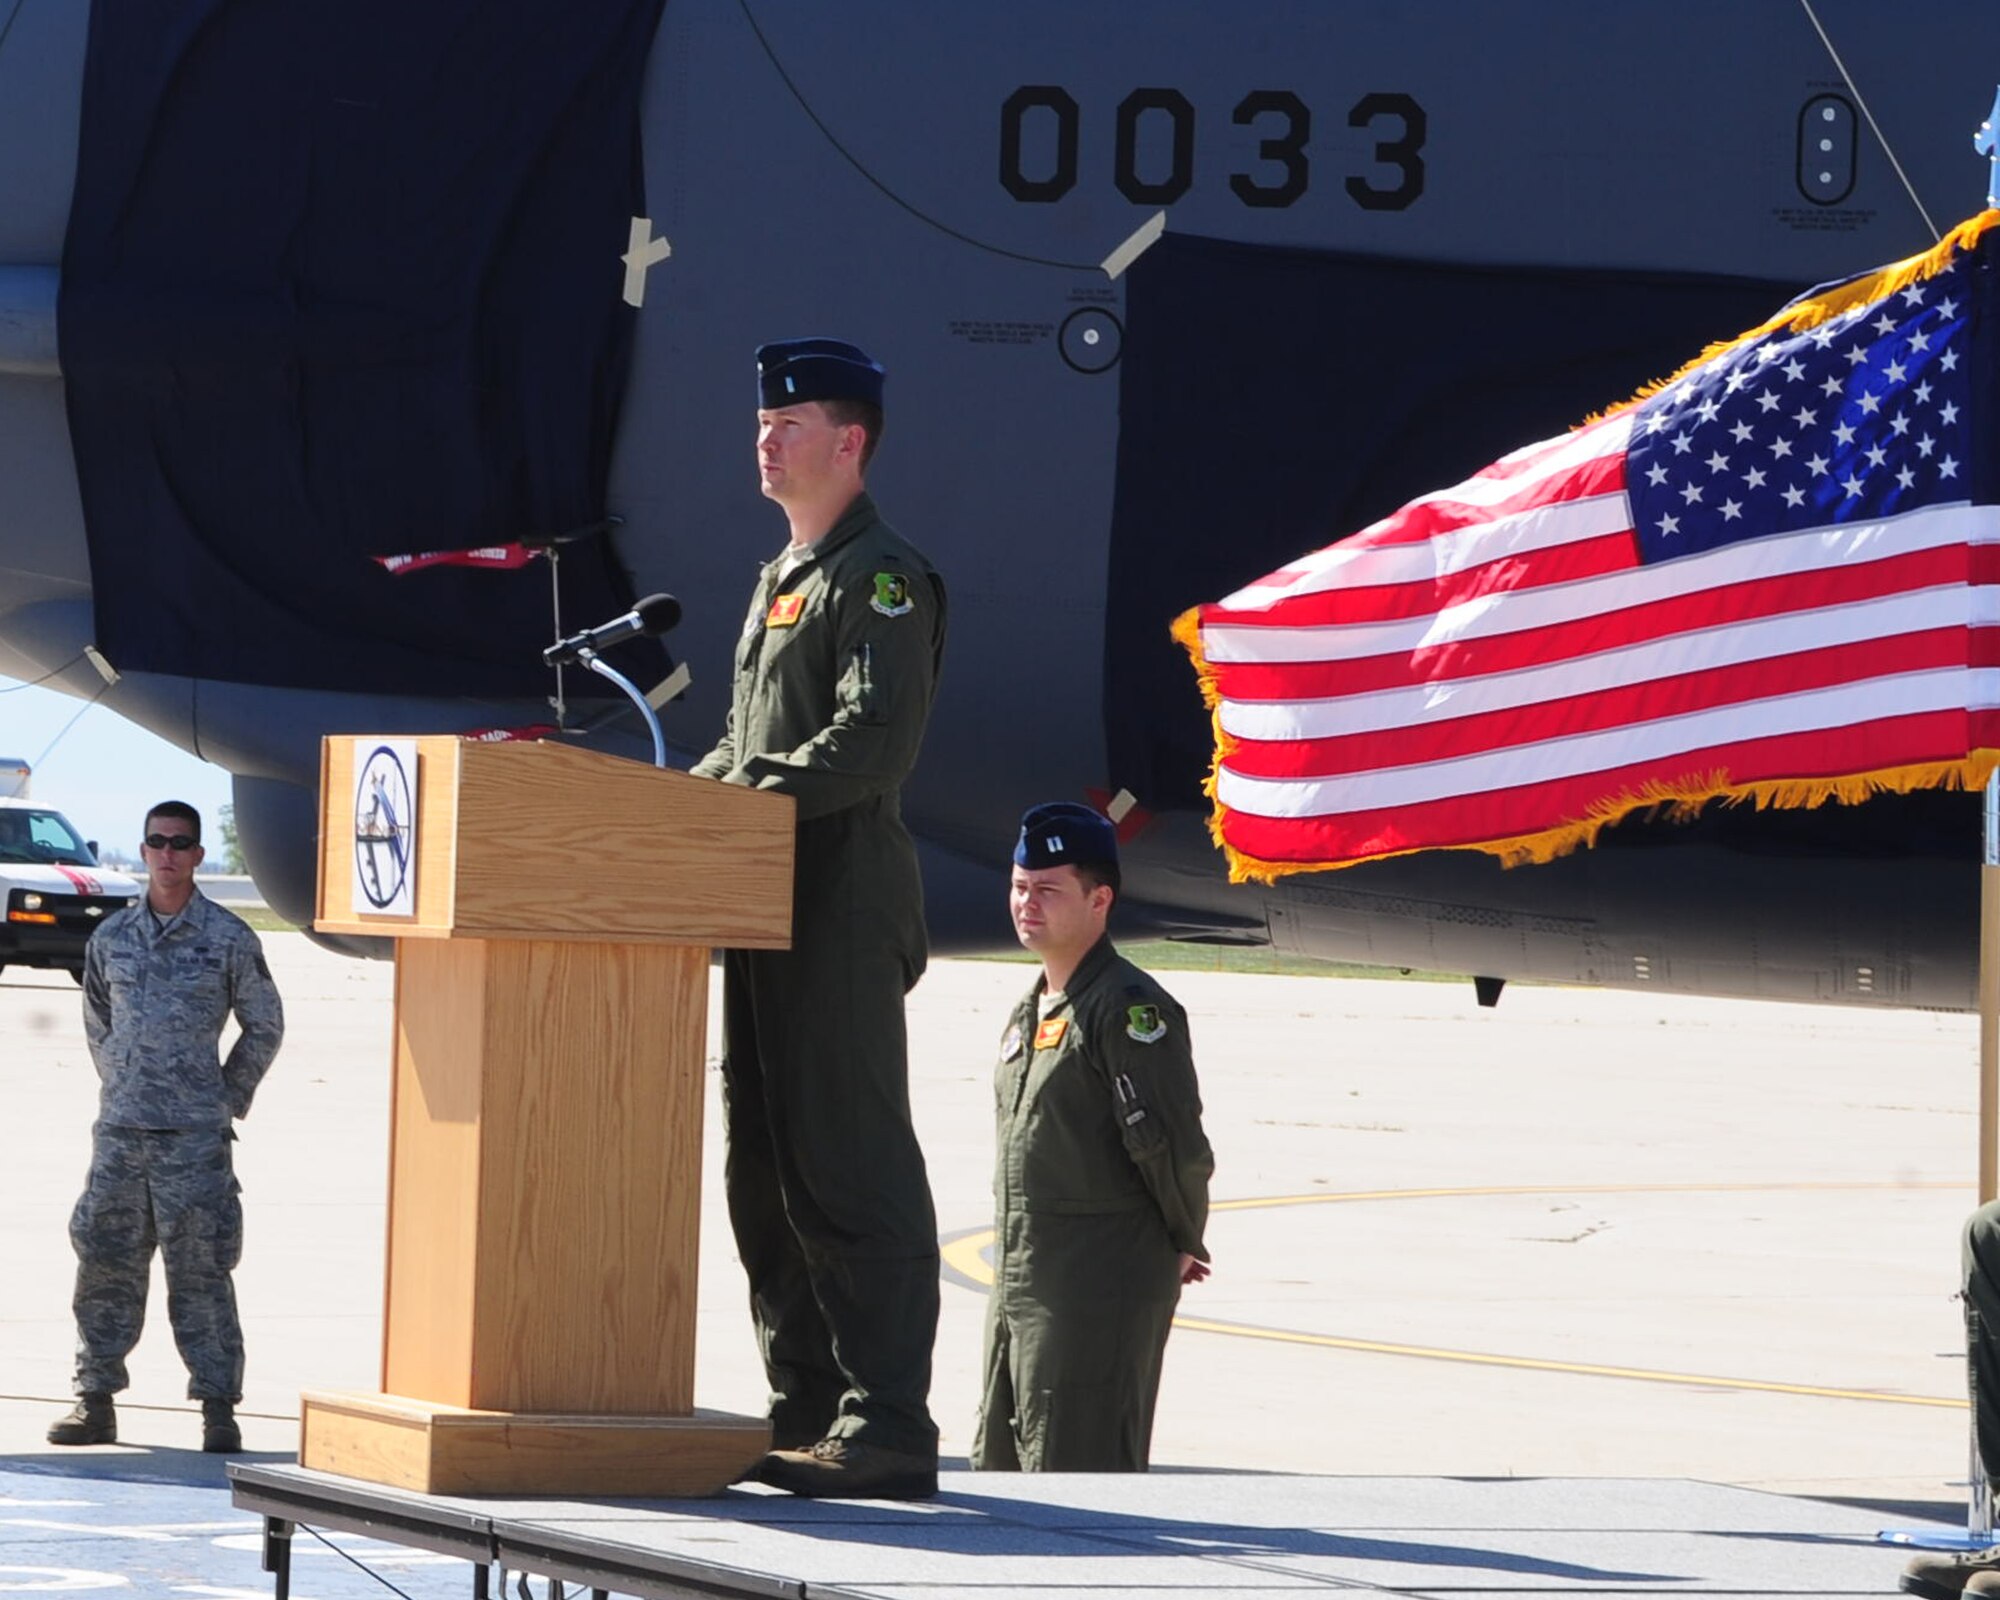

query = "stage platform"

[{"left": 228, "top": 1461, "right": 1936, "bottom": 1598}]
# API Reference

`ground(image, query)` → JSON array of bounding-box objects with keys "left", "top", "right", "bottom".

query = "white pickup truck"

[{"left": 0, "top": 795, "right": 140, "bottom": 982}]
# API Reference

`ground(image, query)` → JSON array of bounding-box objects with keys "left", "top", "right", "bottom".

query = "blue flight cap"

[
  {"left": 756, "top": 337, "right": 885, "bottom": 409},
  {"left": 1014, "top": 801, "right": 1118, "bottom": 873}
]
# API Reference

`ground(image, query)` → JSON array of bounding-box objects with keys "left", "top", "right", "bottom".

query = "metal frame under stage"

[
  {"left": 229, "top": 1463, "right": 788, "bottom": 1600},
  {"left": 229, "top": 1458, "right": 1963, "bottom": 1599}
]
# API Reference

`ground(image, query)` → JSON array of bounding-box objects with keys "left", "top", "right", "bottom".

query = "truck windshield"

[{"left": 0, "top": 809, "right": 97, "bottom": 866}]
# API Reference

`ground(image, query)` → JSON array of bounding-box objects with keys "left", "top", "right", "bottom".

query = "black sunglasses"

[{"left": 144, "top": 833, "right": 198, "bottom": 852}]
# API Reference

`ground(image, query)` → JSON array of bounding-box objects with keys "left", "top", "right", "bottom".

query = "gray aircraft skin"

[{"left": 1, "top": 1, "right": 1996, "bottom": 1007}]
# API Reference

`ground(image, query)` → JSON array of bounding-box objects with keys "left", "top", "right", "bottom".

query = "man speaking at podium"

[{"left": 691, "top": 338, "right": 947, "bottom": 1499}]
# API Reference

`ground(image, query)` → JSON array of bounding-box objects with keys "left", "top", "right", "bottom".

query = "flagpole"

[
  {"left": 1974, "top": 770, "right": 2000, "bottom": 1540},
  {"left": 1983, "top": 770, "right": 1999, "bottom": 1207},
  {"left": 1956, "top": 104, "right": 2000, "bottom": 1547}
]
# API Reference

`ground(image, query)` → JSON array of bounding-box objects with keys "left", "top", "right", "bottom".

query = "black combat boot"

[
  {"left": 47, "top": 1393, "right": 116, "bottom": 1446},
  {"left": 200, "top": 1399, "right": 242, "bottom": 1454},
  {"left": 1903, "top": 1542, "right": 2000, "bottom": 1598}
]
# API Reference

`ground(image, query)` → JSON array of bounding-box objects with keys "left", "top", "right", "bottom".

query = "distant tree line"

[{"left": 96, "top": 804, "right": 245, "bottom": 874}]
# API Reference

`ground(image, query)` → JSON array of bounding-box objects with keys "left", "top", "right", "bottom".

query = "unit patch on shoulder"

[
  {"left": 1000, "top": 1021, "right": 1023, "bottom": 1061},
  {"left": 1125, "top": 1003, "right": 1167, "bottom": 1044},
  {"left": 766, "top": 593, "right": 806, "bottom": 627},
  {"left": 870, "top": 572, "right": 913, "bottom": 617},
  {"left": 1033, "top": 1016, "right": 1069, "bottom": 1050}
]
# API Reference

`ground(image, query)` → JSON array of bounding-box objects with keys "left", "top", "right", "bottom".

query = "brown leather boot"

[
  {"left": 46, "top": 1393, "right": 115, "bottom": 1446},
  {"left": 749, "top": 1436, "right": 936, "bottom": 1500}
]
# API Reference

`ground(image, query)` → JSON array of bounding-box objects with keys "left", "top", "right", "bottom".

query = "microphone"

[{"left": 543, "top": 593, "right": 682, "bottom": 666}]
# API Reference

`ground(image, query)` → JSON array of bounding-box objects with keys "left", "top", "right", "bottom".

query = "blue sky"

[{"left": 0, "top": 676, "right": 234, "bottom": 861}]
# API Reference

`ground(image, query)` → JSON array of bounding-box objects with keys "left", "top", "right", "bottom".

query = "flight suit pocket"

[{"left": 838, "top": 643, "right": 886, "bottom": 725}]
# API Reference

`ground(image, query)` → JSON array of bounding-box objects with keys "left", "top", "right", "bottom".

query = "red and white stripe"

[
  {"left": 374, "top": 544, "right": 540, "bottom": 575},
  {"left": 1192, "top": 414, "right": 2000, "bottom": 870}
]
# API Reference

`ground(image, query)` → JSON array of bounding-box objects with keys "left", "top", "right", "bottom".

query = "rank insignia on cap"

[
  {"left": 1126, "top": 1004, "right": 1167, "bottom": 1044},
  {"left": 870, "top": 572, "right": 913, "bottom": 617},
  {"left": 1000, "top": 1021, "right": 1023, "bottom": 1060},
  {"left": 766, "top": 593, "right": 806, "bottom": 627},
  {"left": 757, "top": 338, "right": 884, "bottom": 409},
  {"left": 1034, "top": 1017, "right": 1069, "bottom": 1050}
]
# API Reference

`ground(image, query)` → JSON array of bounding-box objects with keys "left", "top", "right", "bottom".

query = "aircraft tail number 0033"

[{"left": 998, "top": 86, "right": 1427, "bottom": 211}]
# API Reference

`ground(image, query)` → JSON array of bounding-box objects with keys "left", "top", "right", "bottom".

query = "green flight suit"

[
  {"left": 973, "top": 936, "right": 1214, "bottom": 1471},
  {"left": 692, "top": 491, "right": 946, "bottom": 1457}
]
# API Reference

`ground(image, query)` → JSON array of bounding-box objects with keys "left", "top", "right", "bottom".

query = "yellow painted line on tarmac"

[
  {"left": 1157, "top": 1316, "right": 1964, "bottom": 1407},
  {"left": 1207, "top": 1179, "right": 1971, "bottom": 1212},
  {"left": 942, "top": 1179, "right": 1973, "bottom": 1410}
]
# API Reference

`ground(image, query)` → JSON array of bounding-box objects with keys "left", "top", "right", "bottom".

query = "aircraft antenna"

[
  {"left": 0, "top": 652, "right": 88, "bottom": 694},
  {"left": 1796, "top": 0, "right": 1941, "bottom": 242},
  {"left": 736, "top": 0, "right": 1098, "bottom": 272},
  {"left": 0, "top": 0, "right": 28, "bottom": 63},
  {"left": 26, "top": 681, "right": 110, "bottom": 772}
]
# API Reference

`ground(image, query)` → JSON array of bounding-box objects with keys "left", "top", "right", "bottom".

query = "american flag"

[{"left": 1176, "top": 213, "right": 2000, "bottom": 882}]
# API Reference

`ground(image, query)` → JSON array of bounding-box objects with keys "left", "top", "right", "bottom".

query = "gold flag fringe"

[
  {"left": 1170, "top": 209, "right": 2000, "bottom": 885},
  {"left": 1213, "top": 752, "right": 2000, "bottom": 886},
  {"left": 1170, "top": 604, "right": 1237, "bottom": 857},
  {"left": 1587, "top": 209, "right": 2000, "bottom": 425}
]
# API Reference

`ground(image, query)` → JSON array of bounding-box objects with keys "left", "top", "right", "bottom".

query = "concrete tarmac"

[{"left": 0, "top": 932, "right": 1981, "bottom": 1518}]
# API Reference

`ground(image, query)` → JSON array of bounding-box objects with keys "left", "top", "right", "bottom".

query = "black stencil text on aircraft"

[{"left": 998, "top": 86, "right": 1426, "bottom": 211}]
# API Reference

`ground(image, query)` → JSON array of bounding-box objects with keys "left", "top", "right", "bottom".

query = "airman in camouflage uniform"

[
  {"left": 974, "top": 803, "right": 1214, "bottom": 1472},
  {"left": 694, "top": 340, "right": 945, "bottom": 1500},
  {"left": 49, "top": 800, "right": 283, "bottom": 1453}
]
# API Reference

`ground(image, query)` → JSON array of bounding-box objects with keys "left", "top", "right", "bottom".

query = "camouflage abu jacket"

[{"left": 82, "top": 888, "right": 284, "bottom": 1130}]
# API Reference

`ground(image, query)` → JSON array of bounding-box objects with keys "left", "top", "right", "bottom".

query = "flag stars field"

[{"left": 1627, "top": 260, "right": 1968, "bottom": 555}]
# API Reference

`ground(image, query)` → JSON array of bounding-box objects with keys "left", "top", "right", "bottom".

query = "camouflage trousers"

[{"left": 68, "top": 1125, "right": 244, "bottom": 1402}]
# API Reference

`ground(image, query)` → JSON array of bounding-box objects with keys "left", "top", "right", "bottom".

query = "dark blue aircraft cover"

[
  {"left": 1105, "top": 233, "right": 1804, "bottom": 812},
  {"left": 60, "top": 0, "right": 666, "bottom": 696}
]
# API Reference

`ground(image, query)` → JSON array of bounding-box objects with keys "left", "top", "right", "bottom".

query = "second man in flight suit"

[{"left": 974, "top": 801, "right": 1214, "bottom": 1471}]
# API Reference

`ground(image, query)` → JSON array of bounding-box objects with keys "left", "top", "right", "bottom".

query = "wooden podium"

[{"left": 298, "top": 736, "right": 793, "bottom": 1496}]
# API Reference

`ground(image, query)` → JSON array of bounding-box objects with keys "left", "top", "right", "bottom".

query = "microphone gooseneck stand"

[{"left": 576, "top": 646, "right": 666, "bottom": 768}]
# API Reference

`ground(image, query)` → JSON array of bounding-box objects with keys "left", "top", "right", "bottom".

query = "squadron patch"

[
  {"left": 1125, "top": 1003, "right": 1167, "bottom": 1044},
  {"left": 870, "top": 572, "right": 913, "bottom": 617},
  {"left": 766, "top": 593, "right": 806, "bottom": 627},
  {"left": 1033, "top": 1017, "right": 1069, "bottom": 1050},
  {"left": 1000, "top": 1020, "right": 1023, "bottom": 1060}
]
